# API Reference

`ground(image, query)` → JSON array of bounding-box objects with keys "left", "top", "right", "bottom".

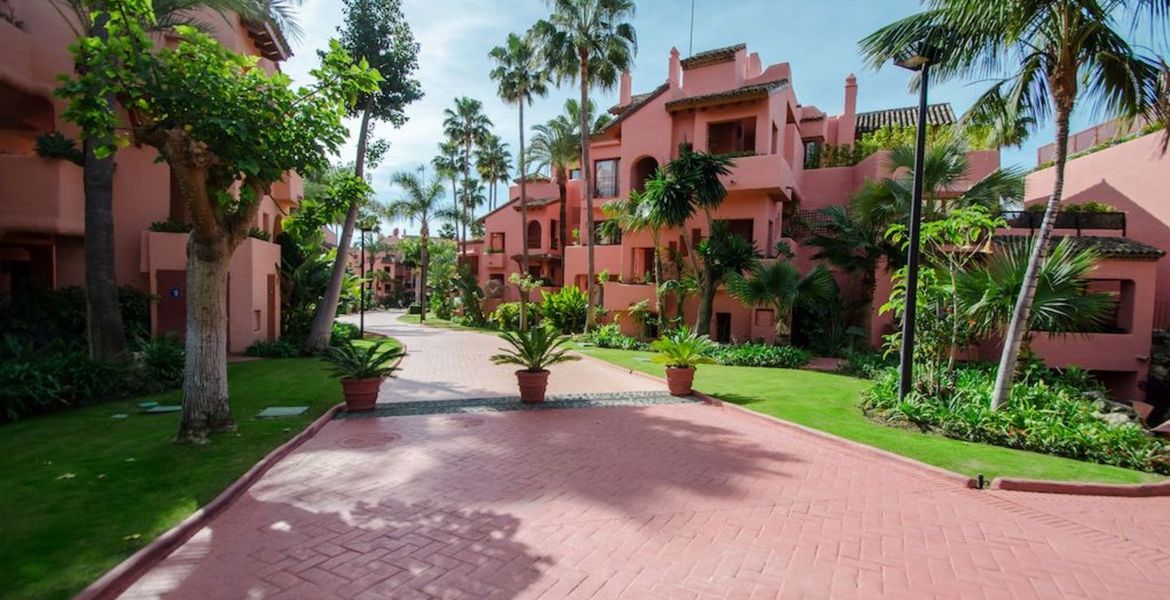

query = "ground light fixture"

[{"left": 894, "top": 47, "right": 933, "bottom": 401}]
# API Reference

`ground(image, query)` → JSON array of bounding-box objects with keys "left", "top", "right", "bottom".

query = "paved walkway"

[{"left": 120, "top": 314, "right": 1170, "bottom": 599}]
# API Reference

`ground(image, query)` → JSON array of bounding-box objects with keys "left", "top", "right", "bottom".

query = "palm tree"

[
  {"left": 490, "top": 31, "right": 549, "bottom": 331},
  {"left": 697, "top": 221, "right": 761, "bottom": 340},
  {"left": 384, "top": 167, "right": 445, "bottom": 322},
  {"left": 442, "top": 97, "right": 493, "bottom": 256},
  {"left": 475, "top": 133, "right": 511, "bottom": 211},
  {"left": 600, "top": 189, "right": 669, "bottom": 324},
  {"left": 727, "top": 262, "right": 835, "bottom": 345},
  {"left": 47, "top": 0, "right": 300, "bottom": 361},
  {"left": 433, "top": 140, "right": 465, "bottom": 245},
  {"left": 528, "top": 110, "right": 579, "bottom": 267},
  {"left": 860, "top": 0, "right": 1167, "bottom": 409},
  {"left": 534, "top": 0, "right": 637, "bottom": 331},
  {"left": 956, "top": 237, "right": 1116, "bottom": 352}
]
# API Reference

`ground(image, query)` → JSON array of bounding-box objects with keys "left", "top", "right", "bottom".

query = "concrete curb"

[
  {"left": 74, "top": 401, "right": 346, "bottom": 600},
  {"left": 990, "top": 477, "right": 1170, "bottom": 497},
  {"left": 572, "top": 351, "right": 978, "bottom": 489}
]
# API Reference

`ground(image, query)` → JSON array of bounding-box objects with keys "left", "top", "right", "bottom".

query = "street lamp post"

[
  {"left": 895, "top": 51, "right": 932, "bottom": 401},
  {"left": 359, "top": 227, "right": 369, "bottom": 337}
]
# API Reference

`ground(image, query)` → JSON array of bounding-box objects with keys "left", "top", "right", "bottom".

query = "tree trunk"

[
  {"left": 305, "top": 100, "right": 374, "bottom": 352},
  {"left": 420, "top": 226, "right": 429, "bottom": 322},
  {"left": 519, "top": 101, "right": 530, "bottom": 332},
  {"left": 556, "top": 167, "right": 568, "bottom": 286},
  {"left": 580, "top": 53, "right": 596, "bottom": 332},
  {"left": 990, "top": 107, "right": 1072, "bottom": 410},
  {"left": 176, "top": 234, "right": 234, "bottom": 443},
  {"left": 697, "top": 274, "right": 717, "bottom": 337},
  {"left": 82, "top": 11, "right": 127, "bottom": 361},
  {"left": 652, "top": 228, "right": 664, "bottom": 331}
]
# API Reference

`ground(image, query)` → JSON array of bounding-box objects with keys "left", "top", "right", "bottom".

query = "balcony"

[
  {"left": 602, "top": 281, "right": 655, "bottom": 311},
  {"left": 0, "top": 156, "right": 85, "bottom": 236},
  {"left": 1000, "top": 210, "right": 1126, "bottom": 237},
  {"left": 720, "top": 153, "right": 797, "bottom": 195},
  {"left": 484, "top": 251, "right": 505, "bottom": 269}
]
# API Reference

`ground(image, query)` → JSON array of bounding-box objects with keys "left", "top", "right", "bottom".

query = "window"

[
  {"left": 594, "top": 159, "right": 619, "bottom": 198},
  {"left": 526, "top": 221, "right": 542, "bottom": 249},
  {"left": 707, "top": 117, "right": 756, "bottom": 155},
  {"left": 719, "top": 219, "right": 754, "bottom": 242},
  {"left": 803, "top": 138, "right": 822, "bottom": 169},
  {"left": 489, "top": 232, "right": 505, "bottom": 252},
  {"left": 550, "top": 220, "right": 560, "bottom": 249},
  {"left": 570, "top": 168, "right": 582, "bottom": 180}
]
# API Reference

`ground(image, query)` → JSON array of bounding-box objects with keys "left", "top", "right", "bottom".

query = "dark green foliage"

[
  {"left": 322, "top": 339, "right": 404, "bottom": 379},
  {"left": 132, "top": 335, "right": 185, "bottom": 393},
  {"left": 710, "top": 343, "right": 811, "bottom": 369},
  {"left": 540, "top": 286, "right": 587, "bottom": 333},
  {"left": 489, "top": 302, "right": 541, "bottom": 331},
  {"left": 0, "top": 285, "right": 150, "bottom": 348},
  {"left": 0, "top": 337, "right": 125, "bottom": 422},
  {"left": 34, "top": 131, "right": 84, "bottom": 165},
  {"left": 247, "top": 227, "right": 271, "bottom": 241},
  {"left": 454, "top": 267, "right": 485, "bottom": 326},
  {"left": 835, "top": 350, "right": 895, "bottom": 379},
  {"left": 490, "top": 325, "right": 579, "bottom": 372},
  {"left": 863, "top": 365, "right": 1170, "bottom": 474},
  {"left": 245, "top": 339, "right": 302, "bottom": 358},
  {"left": 147, "top": 219, "right": 194, "bottom": 233},
  {"left": 331, "top": 321, "right": 362, "bottom": 346},
  {"left": 580, "top": 322, "right": 647, "bottom": 350}
]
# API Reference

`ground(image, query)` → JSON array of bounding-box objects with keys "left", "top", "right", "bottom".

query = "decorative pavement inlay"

[{"left": 335, "top": 390, "right": 701, "bottom": 419}]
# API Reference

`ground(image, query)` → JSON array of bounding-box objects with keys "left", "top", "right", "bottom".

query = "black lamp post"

[
  {"left": 359, "top": 226, "right": 371, "bottom": 337},
  {"left": 894, "top": 49, "right": 932, "bottom": 401}
]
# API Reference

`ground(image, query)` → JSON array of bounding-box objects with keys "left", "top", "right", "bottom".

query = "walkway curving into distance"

[{"left": 119, "top": 314, "right": 1170, "bottom": 599}]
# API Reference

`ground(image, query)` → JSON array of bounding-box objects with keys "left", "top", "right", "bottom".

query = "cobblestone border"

[{"left": 337, "top": 391, "right": 702, "bottom": 419}]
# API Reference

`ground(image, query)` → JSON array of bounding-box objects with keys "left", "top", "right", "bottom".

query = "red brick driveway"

[{"left": 120, "top": 315, "right": 1170, "bottom": 599}]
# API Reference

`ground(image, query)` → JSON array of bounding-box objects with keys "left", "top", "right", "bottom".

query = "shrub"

[
  {"left": 132, "top": 336, "right": 184, "bottom": 393},
  {"left": 836, "top": 350, "right": 895, "bottom": 379},
  {"left": 245, "top": 338, "right": 301, "bottom": 358},
  {"left": 862, "top": 365, "right": 1170, "bottom": 474},
  {"left": 540, "top": 286, "right": 587, "bottom": 333},
  {"left": 711, "top": 343, "right": 812, "bottom": 369},
  {"left": 0, "top": 285, "right": 153, "bottom": 347},
  {"left": 331, "top": 321, "right": 362, "bottom": 346},
  {"left": 0, "top": 337, "right": 129, "bottom": 421},
  {"left": 247, "top": 227, "right": 272, "bottom": 241},
  {"left": 580, "top": 322, "right": 647, "bottom": 350},
  {"left": 148, "top": 218, "right": 194, "bottom": 233},
  {"left": 489, "top": 302, "right": 541, "bottom": 331}
]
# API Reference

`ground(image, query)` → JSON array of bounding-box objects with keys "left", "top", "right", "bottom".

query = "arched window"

[
  {"left": 527, "top": 221, "right": 542, "bottom": 249},
  {"left": 631, "top": 156, "right": 659, "bottom": 194}
]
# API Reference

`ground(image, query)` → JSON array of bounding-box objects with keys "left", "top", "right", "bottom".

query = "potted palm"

[
  {"left": 651, "top": 326, "right": 716, "bottom": 396},
  {"left": 323, "top": 340, "right": 405, "bottom": 411},
  {"left": 490, "top": 325, "right": 579, "bottom": 403}
]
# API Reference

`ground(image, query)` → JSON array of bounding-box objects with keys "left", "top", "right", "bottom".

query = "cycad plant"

[
  {"left": 491, "top": 325, "right": 580, "bottom": 372},
  {"left": 323, "top": 339, "right": 404, "bottom": 380},
  {"left": 651, "top": 326, "right": 716, "bottom": 369}
]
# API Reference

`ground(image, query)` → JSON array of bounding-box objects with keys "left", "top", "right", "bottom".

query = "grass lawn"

[
  {"left": 576, "top": 345, "right": 1163, "bottom": 486},
  {"left": 397, "top": 312, "right": 495, "bottom": 332},
  {"left": 0, "top": 357, "right": 353, "bottom": 600}
]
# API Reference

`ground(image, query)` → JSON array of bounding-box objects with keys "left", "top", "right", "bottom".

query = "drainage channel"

[{"left": 335, "top": 391, "right": 702, "bottom": 419}]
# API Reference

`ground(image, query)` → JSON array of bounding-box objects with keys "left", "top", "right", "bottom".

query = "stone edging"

[
  {"left": 574, "top": 351, "right": 978, "bottom": 489},
  {"left": 74, "top": 401, "right": 346, "bottom": 600},
  {"left": 990, "top": 476, "right": 1170, "bottom": 496}
]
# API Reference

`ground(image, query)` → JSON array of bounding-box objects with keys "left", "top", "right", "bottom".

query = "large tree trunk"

[
  {"left": 990, "top": 107, "right": 1072, "bottom": 410},
  {"left": 518, "top": 101, "right": 530, "bottom": 332},
  {"left": 176, "top": 234, "right": 234, "bottom": 443},
  {"left": 697, "top": 274, "right": 717, "bottom": 337},
  {"left": 580, "top": 53, "right": 596, "bottom": 332},
  {"left": 556, "top": 167, "right": 568, "bottom": 286},
  {"left": 82, "top": 12, "right": 127, "bottom": 361},
  {"left": 305, "top": 101, "right": 374, "bottom": 352}
]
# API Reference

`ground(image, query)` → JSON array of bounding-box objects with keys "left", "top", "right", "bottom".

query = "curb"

[
  {"left": 572, "top": 351, "right": 978, "bottom": 489},
  {"left": 74, "top": 401, "right": 346, "bottom": 600},
  {"left": 990, "top": 477, "right": 1170, "bottom": 497}
]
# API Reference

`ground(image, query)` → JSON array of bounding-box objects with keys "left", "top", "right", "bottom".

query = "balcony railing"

[{"left": 1000, "top": 210, "right": 1126, "bottom": 237}]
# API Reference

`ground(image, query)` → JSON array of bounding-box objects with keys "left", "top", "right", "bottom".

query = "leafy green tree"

[
  {"left": 696, "top": 221, "right": 760, "bottom": 338},
  {"left": 306, "top": 0, "right": 422, "bottom": 353},
  {"left": 600, "top": 189, "right": 669, "bottom": 327},
  {"left": 534, "top": 0, "right": 637, "bottom": 331},
  {"left": 50, "top": 0, "right": 295, "bottom": 361},
  {"left": 727, "top": 262, "right": 834, "bottom": 345},
  {"left": 442, "top": 97, "right": 493, "bottom": 255},
  {"left": 490, "top": 31, "right": 550, "bottom": 331},
  {"left": 384, "top": 167, "right": 445, "bottom": 321},
  {"left": 861, "top": 0, "right": 1167, "bottom": 409},
  {"left": 59, "top": 22, "right": 378, "bottom": 441}
]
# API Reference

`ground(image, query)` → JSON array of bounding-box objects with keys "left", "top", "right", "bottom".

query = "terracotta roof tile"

[
  {"left": 664, "top": 79, "right": 787, "bottom": 112},
  {"left": 993, "top": 235, "right": 1165, "bottom": 260},
  {"left": 680, "top": 43, "right": 746, "bottom": 70},
  {"left": 855, "top": 103, "right": 955, "bottom": 134}
]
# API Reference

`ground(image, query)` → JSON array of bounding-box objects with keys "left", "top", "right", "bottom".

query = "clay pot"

[
  {"left": 516, "top": 369, "right": 551, "bottom": 404},
  {"left": 665, "top": 366, "right": 695, "bottom": 396},
  {"left": 340, "top": 377, "right": 382, "bottom": 411}
]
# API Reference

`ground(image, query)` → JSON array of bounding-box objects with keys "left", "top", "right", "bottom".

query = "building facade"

[
  {"left": 0, "top": 1, "right": 299, "bottom": 352},
  {"left": 474, "top": 43, "right": 1165, "bottom": 402}
]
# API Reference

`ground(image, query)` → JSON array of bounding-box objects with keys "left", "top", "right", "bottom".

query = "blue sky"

[{"left": 282, "top": 0, "right": 1164, "bottom": 234}]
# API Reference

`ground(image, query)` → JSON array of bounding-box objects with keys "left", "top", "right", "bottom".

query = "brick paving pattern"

[{"left": 120, "top": 313, "right": 1170, "bottom": 599}]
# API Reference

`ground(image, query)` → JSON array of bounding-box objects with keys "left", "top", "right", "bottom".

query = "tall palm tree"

[
  {"left": 442, "top": 97, "right": 492, "bottom": 256},
  {"left": 527, "top": 109, "right": 579, "bottom": 264},
  {"left": 534, "top": 0, "right": 637, "bottom": 332},
  {"left": 600, "top": 189, "right": 668, "bottom": 323},
  {"left": 956, "top": 237, "right": 1115, "bottom": 352},
  {"left": 727, "top": 262, "right": 835, "bottom": 345},
  {"left": 490, "top": 31, "right": 549, "bottom": 331},
  {"left": 475, "top": 133, "right": 511, "bottom": 211},
  {"left": 384, "top": 167, "right": 445, "bottom": 322},
  {"left": 48, "top": 0, "right": 300, "bottom": 361},
  {"left": 860, "top": 0, "right": 1167, "bottom": 409},
  {"left": 433, "top": 140, "right": 464, "bottom": 243}
]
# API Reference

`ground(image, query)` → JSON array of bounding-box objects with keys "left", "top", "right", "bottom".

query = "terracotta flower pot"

[
  {"left": 340, "top": 377, "right": 382, "bottom": 412},
  {"left": 516, "top": 369, "right": 551, "bottom": 404},
  {"left": 665, "top": 366, "right": 695, "bottom": 396}
]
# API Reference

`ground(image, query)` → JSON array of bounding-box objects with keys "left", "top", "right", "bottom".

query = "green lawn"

[
  {"left": 0, "top": 358, "right": 349, "bottom": 600},
  {"left": 576, "top": 345, "right": 1163, "bottom": 486},
  {"left": 397, "top": 312, "right": 495, "bottom": 332}
]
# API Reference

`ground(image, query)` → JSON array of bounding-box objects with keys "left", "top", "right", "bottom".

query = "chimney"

[
  {"left": 668, "top": 47, "right": 681, "bottom": 88},
  {"left": 844, "top": 74, "right": 858, "bottom": 116},
  {"left": 619, "top": 71, "right": 632, "bottom": 106},
  {"left": 747, "top": 52, "right": 762, "bottom": 78},
  {"left": 839, "top": 74, "right": 859, "bottom": 145}
]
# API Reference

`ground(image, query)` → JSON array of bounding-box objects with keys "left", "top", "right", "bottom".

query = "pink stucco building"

[
  {"left": 0, "top": 1, "right": 299, "bottom": 352},
  {"left": 474, "top": 43, "right": 1166, "bottom": 402}
]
